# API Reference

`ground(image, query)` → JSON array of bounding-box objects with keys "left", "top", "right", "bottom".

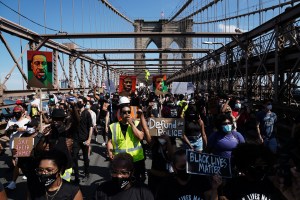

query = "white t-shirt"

[
  {"left": 5, "top": 118, "right": 30, "bottom": 149},
  {"left": 88, "top": 110, "right": 97, "bottom": 127}
]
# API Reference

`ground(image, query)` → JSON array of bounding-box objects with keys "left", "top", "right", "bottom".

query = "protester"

[
  {"left": 107, "top": 104, "right": 145, "bottom": 181},
  {"left": 94, "top": 153, "right": 153, "bottom": 200},
  {"left": 221, "top": 143, "right": 280, "bottom": 200},
  {"left": 256, "top": 99, "right": 278, "bottom": 153},
  {"left": 155, "top": 149, "right": 221, "bottom": 200},
  {"left": 34, "top": 150, "right": 83, "bottom": 200},
  {"left": 4, "top": 105, "right": 30, "bottom": 190},
  {"left": 148, "top": 134, "right": 175, "bottom": 195},
  {"left": 182, "top": 101, "right": 207, "bottom": 153},
  {"left": 206, "top": 114, "right": 245, "bottom": 158},
  {"left": 72, "top": 97, "right": 93, "bottom": 183}
]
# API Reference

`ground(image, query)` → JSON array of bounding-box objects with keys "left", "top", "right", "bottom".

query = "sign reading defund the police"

[
  {"left": 186, "top": 150, "right": 232, "bottom": 178},
  {"left": 148, "top": 118, "right": 184, "bottom": 137}
]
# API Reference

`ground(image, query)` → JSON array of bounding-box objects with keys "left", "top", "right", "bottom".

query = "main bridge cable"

[
  {"left": 173, "top": 0, "right": 222, "bottom": 23},
  {"left": 99, "top": 0, "right": 134, "bottom": 25},
  {"left": 194, "top": 0, "right": 300, "bottom": 25},
  {"left": 168, "top": 0, "right": 193, "bottom": 23},
  {"left": 0, "top": 0, "right": 123, "bottom": 75}
]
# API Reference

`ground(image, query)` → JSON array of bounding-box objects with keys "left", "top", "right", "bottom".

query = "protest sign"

[
  {"left": 148, "top": 118, "right": 184, "bottom": 137},
  {"left": 186, "top": 150, "right": 232, "bottom": 178},
  {"left": 171, "top": 82, "right": 194, "bottom": 94},
  {"left": 13, "top": 137, "right": 34, "bottom": 157}
]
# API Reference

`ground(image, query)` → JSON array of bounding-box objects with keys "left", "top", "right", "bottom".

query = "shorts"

[{"left": 186, "top": 136, "right": 203, "bottom": 151}]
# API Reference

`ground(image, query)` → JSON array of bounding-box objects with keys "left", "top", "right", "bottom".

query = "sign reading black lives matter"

[
  {"left": 148, "top": 118, "right": 184, "bottom": 137},
  {"left": 186, "top": 150, "right": 232, "bottom": 178}
]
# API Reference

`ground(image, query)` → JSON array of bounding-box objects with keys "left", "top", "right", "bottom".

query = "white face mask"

[
  {"left": 158, "top": 138, "right": 167, "bottom": 145},
  {"left": 85, "top": 104, "right": 91, "bottom": 109},
  {"left": 27, "top": 127, "right": 36, "bottom": 134}
]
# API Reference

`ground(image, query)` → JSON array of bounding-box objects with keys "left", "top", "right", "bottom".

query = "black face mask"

[
  {"left": 38, "top": 173, "right": 57, "bottom": 187},
  {"left": 176, "top": 169, "right": 190, "bottom": 181},
  {"left": 14, "top": 112, "right": 22, "bottom": 119},
  {"left": 111, "top": 177, "right": 130, "bottom": 190}
]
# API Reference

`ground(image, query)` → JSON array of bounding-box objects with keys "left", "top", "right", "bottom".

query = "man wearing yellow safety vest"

[{"left": 107, "top": 103, "right": 145, "bottom": 182}]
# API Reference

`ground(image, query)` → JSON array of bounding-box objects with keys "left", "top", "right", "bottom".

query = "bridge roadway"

[{"left": 0, "top": 136, "right": 153, "bottom": 200}]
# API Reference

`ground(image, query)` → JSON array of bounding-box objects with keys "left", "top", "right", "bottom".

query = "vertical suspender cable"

[
  {"left": 18, "top": 0, "right": 25, "bottom": 91},
  {"left": 44, "top": 0, "right": 47, "bottom": 51}
]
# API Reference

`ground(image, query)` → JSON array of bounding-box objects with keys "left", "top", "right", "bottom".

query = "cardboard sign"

[
  {"left": 148, "top": 118, "right": 184, "bottom": 137},
  {"left": 171, "top": 82, "right": 195, "bottom": 94},
  {"left": 13, "top": 137, "right": 34, "bottom": 157},
  {"left": 27, "top": 50, "right": 53, "bottom": 89},
  {"left": 186, "top": 150, "right": 232, "bottom": 178}
]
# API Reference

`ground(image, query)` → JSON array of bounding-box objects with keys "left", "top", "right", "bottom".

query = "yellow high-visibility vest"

[{"left": 110, "top": 121, "right": 144, "bottom": 162}]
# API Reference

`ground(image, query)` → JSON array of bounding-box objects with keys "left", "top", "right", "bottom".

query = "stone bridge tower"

[{"left": 134, "top": 19, "right": 193, "bottom": 79}]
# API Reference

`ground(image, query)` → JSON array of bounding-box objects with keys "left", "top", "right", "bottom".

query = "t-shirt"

[
  {"left": 256, "top": 111, "right": 277, "bottom": 138},
  {"left": 94, "top": 181, "right": 154, "bottom": 200},
  {"left": 34, "top": 180, "right": 80, "bottom": 200},
  {"left": 185, "top": 120, "right": 202, "bottom": 137},
  {"left": 207, "top": 131, "right": 245, "bottom": 158},
  {"left": 74, "top": 109, "right": 93, "bottom": 142},
  {"left": 155, "top": 175, "right": 211, "bottom": 200},
  {"left": 223, "top": 176, "right": 281, "bottom": 200}
]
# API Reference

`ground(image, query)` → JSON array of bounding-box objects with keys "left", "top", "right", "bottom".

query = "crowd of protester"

[{"left": 0, "top": 87, "right": 300, "bottom": 200}]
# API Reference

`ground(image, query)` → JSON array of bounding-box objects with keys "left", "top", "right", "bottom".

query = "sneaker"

[
  {"left": 22, "top": 176, "right": 27, "bottom": 180},
  {"left": 6, "top": 181, "right": 16, "bottom": 190},
  {"left": 101, "top": 142, "right": 106, "bottom": 147}
]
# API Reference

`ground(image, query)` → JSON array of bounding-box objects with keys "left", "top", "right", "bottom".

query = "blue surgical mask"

[
  {"left": 266, "top": 105, "right": 272, "bottom": 110},
  {"left": 222, "top": 124, "right": 232, "bottom": 133},
  {"left": 235, "top": 103, "right": 241, "bottom": 109},
  {"left": 85, "top": 105, "right": 91, "bottom": 109}
]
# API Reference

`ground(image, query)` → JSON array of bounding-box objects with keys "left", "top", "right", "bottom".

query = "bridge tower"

[{"left": 134, "top": 19, "right": 193, "bottom": 78}]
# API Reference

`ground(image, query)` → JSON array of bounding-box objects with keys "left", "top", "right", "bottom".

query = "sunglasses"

[{"left": 122, "top": 110, "right": 130, "bottom": 114}]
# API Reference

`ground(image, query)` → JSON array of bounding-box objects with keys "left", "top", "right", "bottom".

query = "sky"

[{"left": 0, "top": 0, "right": 293, "bottom": 90}]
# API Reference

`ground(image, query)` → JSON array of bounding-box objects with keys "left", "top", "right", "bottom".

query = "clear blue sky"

[{"left": 0, "top": 0, "right": 293, "bottom": 90}]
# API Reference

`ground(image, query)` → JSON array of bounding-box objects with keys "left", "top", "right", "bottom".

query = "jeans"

[{"left": 264, "top": 137, "right": 277, "bottom": 153}]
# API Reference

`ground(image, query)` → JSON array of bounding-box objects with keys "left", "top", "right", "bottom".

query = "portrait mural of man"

[
  {"left": 27, "top": 51, "right": 53, "bottom": 89},
  {"left": 153, "top": 75, "right": 168, "bottom": 95},
  {"left": 119, "top": 75, "right": 136, "bottom": 97}
]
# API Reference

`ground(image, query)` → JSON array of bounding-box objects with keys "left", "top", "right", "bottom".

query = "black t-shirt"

[
  {"left": 222, "top": 176, "right": 281, "bottom": 200},
  {"left": 108, "top": 121, "right": 142, "bottom": 139},
  {"left": 74, "top": 109, "right": 93, "bottom": 142},
  {"left": 155, "top": 175, "right": 211, "bottom": 200},
  {"left": 151, "top": 140, "right": 176, "bottom": 172},
  {"left": 94, "top": 181, "right": 154, "bottom": 200},
  {"left": 34, "top": 180, "right": 80, "bottom": 200}
]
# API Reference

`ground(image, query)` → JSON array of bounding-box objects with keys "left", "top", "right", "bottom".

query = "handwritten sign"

[
  {"left": 148, "top": 118, "right": 184, "bottom": 137},
  {"left": 186, "top": 150, "right": 232, "bottom": 178},
  {"left": 13, "top": 137, "right": 34, "bottom": 157}
]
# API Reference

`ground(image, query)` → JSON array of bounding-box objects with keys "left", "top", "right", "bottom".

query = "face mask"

[
  {"left": 158, "top": 138, "right": 167, "bottom": 145},
  {"left": 235, "top": 103, "right": 241, "bottom": 109},
  {"left": 111, "top": 177, "right": 130, "bottom": 189},
  {"left": 38, "top": 173, "right": 57, "bottom": 187},
  {"left": 85, "top": 105, "right": 91, "bottom": 109},
  {"left": 14, "top": 112, "right": 22, "bottom": 119},
  {"left": 26, "top": 127, "right": 36, "bottom": 134},
  {"left": 266, "top": 105, "right": 272, "bottom": 110},
  {"left": 176, "top": 168, "right": 190, "bottom": 181},
  {"left": 222, "top": 124, "right": 232, "bottom": 133}
]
